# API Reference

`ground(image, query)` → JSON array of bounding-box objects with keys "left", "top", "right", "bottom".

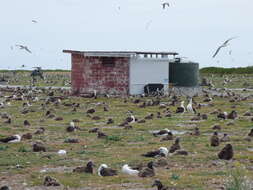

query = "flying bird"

[
  {"left": 32, "top": 20, "right": 38, "bottom": 23},
  {"left": 16, "top": 44, "right": 32, "bottom": 53},
  {"left": 145, "top": 20, "right": 152, "bottom": 30},
  {"left": 162, "top": 2, "right": 170, "bottom": 9},
  {"left": 212, "top": 37, "right": 237, "bottom": 58}
]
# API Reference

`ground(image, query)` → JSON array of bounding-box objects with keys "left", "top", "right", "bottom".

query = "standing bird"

[
  {"left": 186, "top": 98, "right": 194, "bottom": 113},
  {"left": 16, "top": 44, "right": 32, "bottom": 53},
  {"left": 162, "top": 2, "right": 170, "bottom": 9},
  {"left": 212, "top": 37, "right": 237, "bottom": 58},
  {"left": 210, "top": 131, "right": 220, "bottom": 147}
]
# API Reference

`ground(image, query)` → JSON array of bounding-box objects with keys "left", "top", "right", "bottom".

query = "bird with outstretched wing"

[
  {"left": 16, "top": 44, "right": 32, "bottom": 53},
  {"left": 212, "top": 37, "right": 237, "bottom": 58},
  {"left": 162, "top": 2, "right": 170, "bottom": 9}
]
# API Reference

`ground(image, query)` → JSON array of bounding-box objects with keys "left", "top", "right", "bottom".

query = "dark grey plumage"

[
  {"left": 169, "top": 138, "right": 181, "bottom": 153},
  {"left": 162, "top": 2, "right": 170, "bottom": 9},
  {"left": 73, "top": 161, "right": 94, "bottom": 174},
  {"left": 138, "top": 161, "right": 155, "bottom": 177},
  {"left": 152, "top": 180, "right": 169, "bottom": 190},
  {"left": 218, "top": 144, "right": 233, "bottom": 160},
  {"left": 210, "top": 132, "right": 220, "bottom": 147},
  {"left": 16, "top": 44, "right": 32, "bottom": 53},
  {"left": 212, "top": 37, "right": 237, "bottom": 58}
]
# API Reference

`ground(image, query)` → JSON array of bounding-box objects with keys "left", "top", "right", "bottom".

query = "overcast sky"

[{"left": 0, "top": 0, "right": 252, "bottom": 70}]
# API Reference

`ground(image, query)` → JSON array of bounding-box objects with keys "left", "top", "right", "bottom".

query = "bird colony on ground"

[{"left": 0, "top": 74, "right": 253, "bottom": 190}]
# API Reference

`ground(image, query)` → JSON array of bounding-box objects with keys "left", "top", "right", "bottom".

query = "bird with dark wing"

[
  {"left": 98, "top": 164, "right": 117, "bottom": 177},
  {"left": 212, "top": 37, "right": 237, "bottom": 58},
  {"left": 152, "top": 180, "right": 169, "bottom": 190},
  {"left": 142, "top": 147, "right": 168, "bottom": 157},
  {"left": 16, "top": 44, "right": 32, "bottom": 53},
  {"left": 162, "top": 2, "right": 170, "bottom": 9}
]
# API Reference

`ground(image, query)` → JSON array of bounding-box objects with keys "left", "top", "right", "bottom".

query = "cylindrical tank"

[{"left": 169, "top": 61, "right": 199, "bottom": 87}]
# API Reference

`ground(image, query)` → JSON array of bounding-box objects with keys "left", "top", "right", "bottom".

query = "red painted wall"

[{"left": 71, "top": 54, "right": 130, "bottom": 95}]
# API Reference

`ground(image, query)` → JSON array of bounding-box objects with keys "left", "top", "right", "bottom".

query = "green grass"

[{"left": 0, "top": 73, "right": 253, "bottom": 189}]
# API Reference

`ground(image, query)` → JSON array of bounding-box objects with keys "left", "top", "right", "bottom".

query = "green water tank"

[{"left": 169, "top": 61, "right": 199, "bottom": 87}]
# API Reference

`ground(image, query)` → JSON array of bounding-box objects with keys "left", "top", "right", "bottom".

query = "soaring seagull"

[
  {"left": 16, "top": 44, "right": 32, "bottom": 53},
  {"left": 212, "top": 37, "right": 237, "bottom": 58},
  {"left": 32, "top": 20, "right": 38, "bottom": 23},
  {"left": 162, "top": 2, "right": 170, "bottom": 9}
]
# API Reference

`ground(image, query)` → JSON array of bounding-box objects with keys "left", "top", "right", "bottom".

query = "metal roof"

[{"left": 63, "top": 50, "right": 178, "bottom": 57}]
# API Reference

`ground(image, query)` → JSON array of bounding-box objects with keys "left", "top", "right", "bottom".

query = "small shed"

[{"left": 63, "top": 50, "right": 178, "bottom": 95}]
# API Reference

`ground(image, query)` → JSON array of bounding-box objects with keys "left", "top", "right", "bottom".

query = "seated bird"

[
  {"left": 190, "top": 127, "right": 200, "bottom": 136},
  {"left": 142, "top": 147, "right": 168, "bottom": 157},
  {"left": 176, "top": 101, "right": 185, "bottom": 113},
  {"left": 160, "top": 132, "right": 174, "bottom": 141},
  {"left": 98, "top": 164, "right": 117, "bottom": 177},
  {"left": 152, "top": 179, "right": 169, "bottom": 190},
  {"left": 0, "top": 135, "right": 21, "bottom": 143},
  {"left": 73, "top": 161, "right": 95, "bottom": 174},
  {"left": 152, "top": 128, "right": 170, "bottom": 137},
  {"left": 217, "top": 112, "right": 228, "bottom": 120},
  {"left": 218, "top": 144, "right": 233, "bottom": 160},
  {"left": 220, "top": 133, "right": 230, "bottom": 142},
  {"left": 169, "top": 138, "right": 181, "bottom": 153},
  {"left": 0, "top": 186, "right": 10, "bottom": 190},
  {"left": 43, "top": 176, "right": 60, "bottom": 186},
  {"left": 138, "top": 161, "right": 155, "bottom": 177},
  {"left": 121, "top": 164, "right": 139, "bottom": 176},
  {"left": 227, "top": 110, "right": 238, "bottom": 119}
]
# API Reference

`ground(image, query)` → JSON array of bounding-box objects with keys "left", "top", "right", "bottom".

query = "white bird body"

[
  {"left": 130, "top": 115, "right": 136, "bottom": 123},
  {"left": 159, "top": 147, "right": 169, "bottom": 157},
  {"left": 33, "top": 97, "right": 39, "bottom": 102},
  {"left": 121, "top": 164, "right": 139, "bottom": 176},
  {"left": 70, "top": 122, "right": 75, "bottom": 128},
  {"left": 180, "top": 101, "right": 185, "bottom": 112},
  {"left": 0, "top": 102, "right": 5, "bottom": 108},
  {"left": 58, "top": 150, "right": 67, "bottom": 155},
  {"left": 9, "top": 135, "right": 21, "bottom": 143},
  {"left": 186, "top": 98, "right": 194, "bottom": 113}
]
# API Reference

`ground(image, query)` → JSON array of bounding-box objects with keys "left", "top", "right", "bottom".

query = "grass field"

[{"left": 0, "top": 73, "right": 253, "bottom": 190}]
